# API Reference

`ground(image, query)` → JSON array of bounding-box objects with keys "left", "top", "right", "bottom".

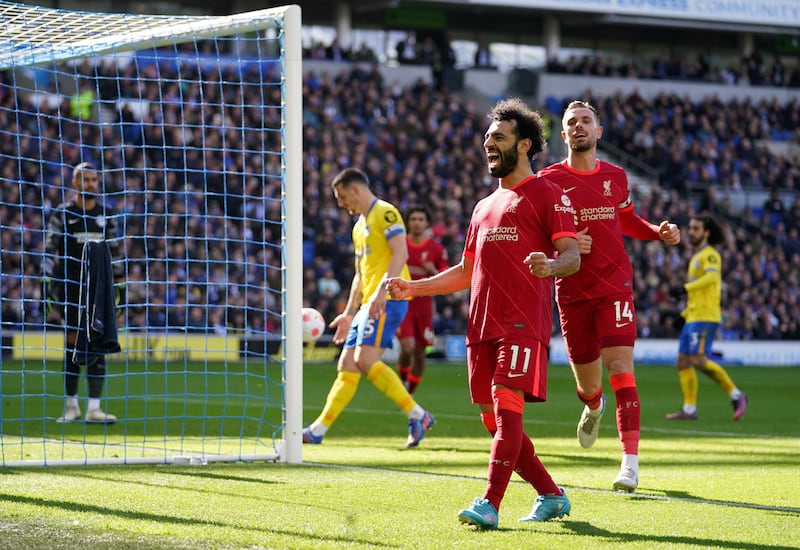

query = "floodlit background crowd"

[{"left": 0, "top": 48, "right": 798, "bottom": 342}]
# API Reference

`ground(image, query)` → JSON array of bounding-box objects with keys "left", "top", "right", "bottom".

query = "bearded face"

[
  {"left": 568, "top": 134, "right": 596, "bottom": 153},
  {"left": 688, "top": 222, "right": 706, "bottom": 247},
  {"left": 563, "top": 107, "right": 600, "bottom": 153},
  {"left": 73, "top": 167, "right": 100, "bottom": 198},
  {"left": 487, "top": 138, "right": 520, "bottom": 178},
  {"left": 484, "top": 119, "right": 522, "bottom": 179}
]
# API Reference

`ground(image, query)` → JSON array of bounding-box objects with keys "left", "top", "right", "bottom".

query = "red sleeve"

[{"left": 619, "top": 203, "right": 660, "bottom": 240}]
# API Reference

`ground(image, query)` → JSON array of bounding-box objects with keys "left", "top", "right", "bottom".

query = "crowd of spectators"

[
  {"left": 547, "top": 51, "right": 800, "bottom": 88},
  {"left": 300, "top": 66, "right": 800, "bottom": 342},
  {"left": 304, "top": 34, "right": 800, "bottom": 90},
  {"left": 304, "top": 35, "right": 379, "bottom": 65},
  {"left": 0, "top": 45, "right": 798, "bottom": 344},
  {"left": 0, "top": 50, "right": 286, "bottom": 337},
  {"left": 585, "top": 90, "right": 800, "bottom": 193}
]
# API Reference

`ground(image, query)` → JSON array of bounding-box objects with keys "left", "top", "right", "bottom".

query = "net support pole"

[{"left": 281, "top": 4, "right": 303, "bottom": 464}]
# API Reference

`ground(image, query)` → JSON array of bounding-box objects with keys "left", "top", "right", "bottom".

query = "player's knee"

[
  {"left": 605, "top": 359, "right": 634, "bottom": 377},
  {"left": 355, "top": 355, "right": 379, "bottom": 373},
  {"left": 492, "top": 386, "right": 524, "bottom": 414}
]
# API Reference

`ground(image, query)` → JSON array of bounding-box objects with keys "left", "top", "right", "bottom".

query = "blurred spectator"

[
  {"left": 1, "top": 49, "right": 798, "bottom": 344},
  {"left": 325, "top": 35, "right": 348, "bottom": 62},
  {"left": 762, "top": 188, "right": 785, "bottom": 226},
  {"left": 70, "top": 78, "right": 95, "bottom": 121},
  {"left": 395, "top": 32, "right": 418, "bottom": 64},
  {"left": 351, "top": 42, "right": 378, "bottom": 63},
  {"left": 318, "top": 267, "right": 341, "bottom": 298},
  {"left": 473, "top": 40, "right": 494, "bottom": 69}
]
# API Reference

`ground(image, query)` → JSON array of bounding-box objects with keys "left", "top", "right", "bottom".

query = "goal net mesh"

[{"left": 0, "top": 1, "right": 303, "bottom": 466}]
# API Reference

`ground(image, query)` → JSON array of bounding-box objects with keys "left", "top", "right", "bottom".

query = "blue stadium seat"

[{"left": 546, "top": 95, "right": 562, "bottom": 114}]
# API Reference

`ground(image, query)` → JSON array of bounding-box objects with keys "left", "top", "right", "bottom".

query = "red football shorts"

[
  {"left": 558, "top": 292, "right": 638, "bottom": 365},
  {"left": 467, "top": 336, "right": 549, "bottom": 404},
  {"left": 396, "top": 296, "right": 435, "bottom": 347}
]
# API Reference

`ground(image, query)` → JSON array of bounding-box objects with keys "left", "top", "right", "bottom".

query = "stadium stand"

[
  {"left": 3, "top": 55, "right": 797, "bottom": 342},
  {"left": 1, "top": 1, "right": 798, "bottom": 343}
]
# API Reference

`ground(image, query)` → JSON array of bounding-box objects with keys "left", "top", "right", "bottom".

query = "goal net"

[{"left": 0, "top": 2, "right": 303, "bottom": 465}]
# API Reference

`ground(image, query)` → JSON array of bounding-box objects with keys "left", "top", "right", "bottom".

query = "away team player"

[
  {"left": 666, "top": 215, "right": 747, "bottom": 421},
  {"left": 302, "top": 168, "right": 435, "bottom": 448}
]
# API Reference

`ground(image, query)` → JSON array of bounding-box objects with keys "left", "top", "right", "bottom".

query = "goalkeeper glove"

[
  {"left": 41, "top": 277, "right": 54, "bottom": 317},
  {"left": 114, "top": 282, "right": 127, "bottom": 309}
]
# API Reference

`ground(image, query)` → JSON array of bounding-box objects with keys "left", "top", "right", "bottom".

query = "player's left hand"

[
  {"left": 658, "top": 221, "right": 680, "bottom": 245},
  {"left": 367, "top": 292, "right": 387, "bottom": 319},
  {"left": 524, "top": 251, "right": 551, "bottom": 278},
  {"left": 576, "top": 227, "right": 592, "bottom": 254},
  {"left": 41, "top": 277, "right": 55, "bottom": 318}
]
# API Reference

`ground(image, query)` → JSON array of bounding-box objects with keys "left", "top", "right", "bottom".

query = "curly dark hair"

[
  {"left": 693, "top": 214, "right": 726, "bottom": 246},
  {"left": 487, "top": 97, "right": 546, "bottom": 160}
]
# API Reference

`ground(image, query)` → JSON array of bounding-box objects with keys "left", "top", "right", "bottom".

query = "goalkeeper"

[{"left": 42, "top": 162, "right": 125, "bottom": 423}]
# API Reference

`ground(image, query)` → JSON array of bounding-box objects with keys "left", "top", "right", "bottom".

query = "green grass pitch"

[{"left": 0, "top": 359, "right": 798, "bottom": 549}]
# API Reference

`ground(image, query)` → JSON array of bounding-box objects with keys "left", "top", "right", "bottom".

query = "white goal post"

[{"left": 0, "top": 2, "right": 303, "bottom": 465}]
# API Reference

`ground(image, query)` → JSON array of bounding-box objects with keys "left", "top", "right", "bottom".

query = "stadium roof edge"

[
  {"left": 597, "top": 14, "right": 800, "bottom": 36},
  {"left": 415, "top": 0, "right": 800, "bottom": 31}
]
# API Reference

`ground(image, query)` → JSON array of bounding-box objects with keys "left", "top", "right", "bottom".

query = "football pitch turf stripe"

[
  {"left": 158, "top": 397, "right": 774, "bottom": 439},
  {"left": 304, "top": 461, "right": 800, "bottom": 515},
  {"left": 320, "top": 405, "right": 781, "bottom": 439}
]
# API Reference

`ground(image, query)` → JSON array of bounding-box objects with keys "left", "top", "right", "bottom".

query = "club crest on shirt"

[
  {"left": 505, "top": 195, "right": 523, "bottom": 213},
  {"left": 603, "top": 180, "right": 613, "bottom": 196}
]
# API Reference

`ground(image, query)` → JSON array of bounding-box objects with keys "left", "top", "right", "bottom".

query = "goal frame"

[{"left": 0, "top": 3, "right": 303, "bottom": 466}]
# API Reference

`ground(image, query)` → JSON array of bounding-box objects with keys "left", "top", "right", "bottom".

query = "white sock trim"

[{"left": 407, "top": 405, "right": 424, "bottom": 420}]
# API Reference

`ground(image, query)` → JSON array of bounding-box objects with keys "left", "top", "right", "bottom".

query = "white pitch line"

[
  {"left": 301, "top": 461, "right": 800, "bottom": 514},
  {"left": 322, "top": 406, "right": 787, "bottom": 440}
]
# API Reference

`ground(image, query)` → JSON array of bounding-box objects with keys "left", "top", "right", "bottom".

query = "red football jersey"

[
  {"left": 538, "top": 160, "right": 635, "bottom": 304},
  {"left": 407, "top": 237, "right": 449, "bottom": 281},
  {"left": 406, "top": 236, "right": 449, "bottom": 311},
  {"left": 463, "top": 175, "right": 577, "bottom": 345}
]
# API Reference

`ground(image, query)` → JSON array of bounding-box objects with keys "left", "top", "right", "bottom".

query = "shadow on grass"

[
  {"left": 0, "top": 492, "right": 399, "bottom": 548},
  {"left": 562, "top": 520, "right": 799, "bottom": 549},
  {"left": 163, "top": 469, "right": 285, "bottom": 484},
  {"left": 627, "top": 492, "right": 800, "bottom": 515}
]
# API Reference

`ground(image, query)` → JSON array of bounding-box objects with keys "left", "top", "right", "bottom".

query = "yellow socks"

[
  {"left": 678, "top": 367, "right": 698, "bottom": 408},
  {"left": 702, "top": 359, "right": 736, "bottom": 394},
  {"left": 312, "top": 371, "right": 361, "bottom": 432},
  {"left": 367, "top": 361, "right": 417, "bottom": 415}
]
